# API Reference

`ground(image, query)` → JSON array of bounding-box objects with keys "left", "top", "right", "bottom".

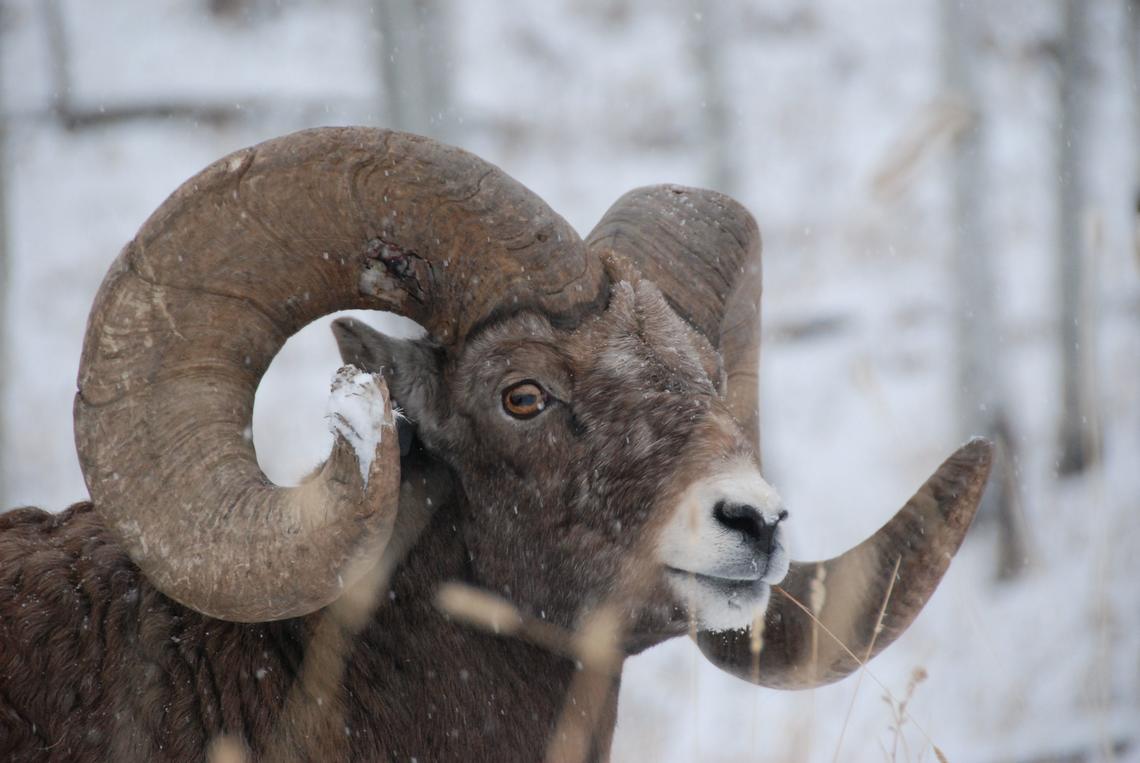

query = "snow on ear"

[
  {"left": 326, "top": 366, "right": 398, "bottom": 486},
  {"left": 330, "top": 318, "right": 445, "bottom": 438}
]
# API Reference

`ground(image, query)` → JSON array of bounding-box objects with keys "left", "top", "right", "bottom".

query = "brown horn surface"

[
  {"left": 74, "top": 127, "right": 605, "bottom": 621},
  {"left": 696, "top": 438, "right": 992, "bottom": 689},
  {"left": 585, "top": 184, "right": 762, "bottom": 450}
]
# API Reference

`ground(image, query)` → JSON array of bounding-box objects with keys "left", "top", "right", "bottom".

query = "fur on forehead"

[
  {"left": 462, "top": 310, "right": 560, "bottom": 352},
  {"left": 452, "top": 280, "right": 721, "bottom": 396},
  {"left": 583, "top": 280, "right": 718, "bottom": 393},
  {"left": 455, "top": 311, "right": 574, "bottom": 399}
]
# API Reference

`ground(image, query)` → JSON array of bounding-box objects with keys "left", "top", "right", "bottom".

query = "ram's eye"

[{"left": 502, "top": 381, "right": 548, "bottom": 419}]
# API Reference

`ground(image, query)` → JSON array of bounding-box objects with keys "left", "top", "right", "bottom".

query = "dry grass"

[
  {"left": 773, "top": 582, "right": 950, "bottom": 763},
  {"left": 434, "top": 581, "right": 627, "bottom": 763},
  {"left": 870, "top": 95, "right": 975, "bottom": 201},
  {"left": 832, "top": 556, "right": 901, "bottom": 762},
  {"left": 879, "top": 667, "right": 929, "bottom": 763}
]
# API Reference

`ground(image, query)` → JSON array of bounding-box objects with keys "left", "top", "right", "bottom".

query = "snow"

[
  {"left": 2, "top": 1, "right": 1138, "bottom": 760},
  {"left": 326, "top": 364, "right": 392, "bottom": 485},
  {"left": 326, "top": 365, "right": 395, "bottom": 487}
]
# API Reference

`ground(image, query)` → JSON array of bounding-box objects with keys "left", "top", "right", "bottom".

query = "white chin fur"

[
  {"left": 666, "top": 570, "right": 772, "bottom": 632},
  {"left": 657, "top": 458, "right": 789, "bottom": 631}
]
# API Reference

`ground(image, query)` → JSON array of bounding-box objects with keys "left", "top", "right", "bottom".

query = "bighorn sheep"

[{"left": 0, "top": 127, "right": 991, "bottom": 762}]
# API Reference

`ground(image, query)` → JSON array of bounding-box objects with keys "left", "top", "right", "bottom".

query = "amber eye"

[{"left": 502, "top": 381, "right": 548, "bottom": 420}]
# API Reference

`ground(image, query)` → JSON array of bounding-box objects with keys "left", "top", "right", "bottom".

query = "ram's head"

[{"left": 74, "top": 128, "right": 990, "bottom": 689}]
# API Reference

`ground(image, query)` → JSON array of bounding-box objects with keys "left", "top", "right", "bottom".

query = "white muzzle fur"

[{"left": 657, "top": 459, "right": 789, "bottom": 631}]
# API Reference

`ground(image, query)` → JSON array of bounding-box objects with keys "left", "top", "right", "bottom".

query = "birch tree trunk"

[
  {"left": 0, "top": 3, "right": 8, "bottom": 507},
  {"left": 374, "top": 0, "right": 452, "bottom": 141},
  {"left": 940, "top": 0, "right": 1028, "bottom": 579},
  {"left": 43, "top": 0, "right": 74, "bottom": 126},
  {"left": 1055, "top": 0, "right": 1099, "bottom": 475},
  {"left": 941, "top": 0, "right": 997, "bottom": 447},
  {"left": 688, "top": 1, "right": 736, "bottom": 195},
  {"left": 1129, "top": 0, "right": 1140, "bottom": 272}
]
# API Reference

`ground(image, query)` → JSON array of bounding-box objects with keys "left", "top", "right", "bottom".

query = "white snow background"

[{"left": 2, "top": 1, "right": 1138, "bottom": 760}]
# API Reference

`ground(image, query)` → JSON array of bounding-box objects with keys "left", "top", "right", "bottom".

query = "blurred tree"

[
  {"left": 0, "top": 2, "right": 7, "bottom": 506},
  {"left": 45, "top": 0, "right": 236, "bottom": 129},
  {"left": 1130, "top": 0, "right": 1140, "bottom": 270},
  {"left": 375, "top": 0, "right": 453, "bottom": 141},
  {"left": 43, "top": 0, "right": 73, "bottom": 124},
  {"left": 687, "top": 0, "right": 736, "bottom": 195},
  {"left": 206, "top": 0, "right": 282, "bottom": 24},
  {"left": 208, "top": 0, "right": 251, "bottom": 18},
  {"left": 940, "top": 0, "right": 1029, "bottom": 580},
  {"left": 208, "top": 0, "right": 243, "bottom": 17},
  {"left": 1055, "top": 0, "right": 1100, "bottom": 475}
]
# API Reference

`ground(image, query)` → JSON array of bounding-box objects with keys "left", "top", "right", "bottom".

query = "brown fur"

[{"left": 1, "top": 281, "right": 752, "bottom": 761}]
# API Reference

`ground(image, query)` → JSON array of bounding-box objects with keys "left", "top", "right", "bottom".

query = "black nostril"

[{"left": 713, "top": 501, "right": 777, "bottom": 550}]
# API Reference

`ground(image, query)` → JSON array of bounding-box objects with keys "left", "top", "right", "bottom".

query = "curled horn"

[
  {"left": 697, "top": 440, "right": 991, "bottom": 688},
  {"left": 586, "top": 185, "right": 761, "bottom": 450},
  {"left": 75, "top": 127, "right": 606, "bottom": 622},
  {"left": 586, "top": 185, "right": 991, "bottom": 688}
]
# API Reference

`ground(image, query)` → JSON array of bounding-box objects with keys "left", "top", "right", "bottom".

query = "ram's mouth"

[
  {"left": 664, "top": 567, "right": 772, "bottom": 631},
  {"left": 665, "top": 566, "right": 761, "bottom": 587}
]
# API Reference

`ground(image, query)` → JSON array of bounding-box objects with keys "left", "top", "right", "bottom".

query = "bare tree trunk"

[
  {"left": 0, "top": 3, "right": 8, "bottom": 507},
  {"left": 374, "top": 0, "right": 452, "bottom": 141},
  {"left": 940, "top": 0, "right": 1028, "bottom": 579},
  {"left": 941, "top": 0, "right": 997, "bottom": 444},
  {"left": 1129, "top": 0, "right": 1140, "bottom": 272},
  {"left": 688, "top": 1, "right": 736, "bottom": 194},
  {"left": 1055, "top": 0, "right": 1100, "bottom": 475},
  {"left": 46, "top": 0, "right": 239, "bottom": 130},
  {"left": 43, "top": 0, "right": 74, "bottom": 124},
  {"left": 208, "top": 0, "right": 256, "bottom": 18}
]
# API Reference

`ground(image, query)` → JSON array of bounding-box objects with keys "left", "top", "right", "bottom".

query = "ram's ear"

[{"left": 331, "top": 318, "right": 446, "bottom": 448}]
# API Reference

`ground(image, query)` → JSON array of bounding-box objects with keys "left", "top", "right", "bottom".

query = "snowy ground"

[{"left": 2, "top": 1, "right": 1138, "bottom": 760}]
